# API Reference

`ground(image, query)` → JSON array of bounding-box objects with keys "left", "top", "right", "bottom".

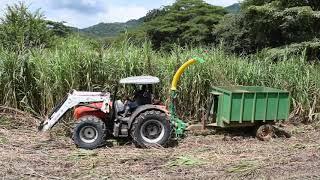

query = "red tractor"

[
  {"left": 38, "top": 58, "right": 204, "bottom": 149},
  {"left": 39, "top": 76, "right": 171, "bottom": 149}
]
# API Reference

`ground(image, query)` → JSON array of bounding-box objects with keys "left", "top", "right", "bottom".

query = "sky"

[{"left": 0, "top": 0, "right": 240, "bottom": 28}]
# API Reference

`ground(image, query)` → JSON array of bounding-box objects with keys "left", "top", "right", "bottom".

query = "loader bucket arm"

[
  {"left": 38, "top": 90, "right": 110, "bottom": 132},
  {"left": 170, "top": 57, "right": 205, "bottom": 137}
]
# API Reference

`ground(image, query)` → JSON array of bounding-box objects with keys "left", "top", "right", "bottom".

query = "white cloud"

[
  {"left": 104, "top": 5, "right": 148, "bottom": 23},
  {"left": 81, "top": 0, "right": 98, "bottom": 7},
  {"left": 45, "top": 9, "right": 106, "bottom": 28},
  {"left": 0, "top": 0, "right": 20, "bottom": 14},
  {"left": 43, "top": 3, "right": 147, "bottom": 28}
]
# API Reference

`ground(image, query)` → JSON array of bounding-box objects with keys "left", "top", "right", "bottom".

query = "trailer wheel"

[
  {"left": 131, "top": 110, "right": 171, "bottom": 148},
  {"left": 256, "top": 124, "right": 274, "bottom": 141},
  {"left": 73, "top": 116, "right": 106, "bottom": 149}
]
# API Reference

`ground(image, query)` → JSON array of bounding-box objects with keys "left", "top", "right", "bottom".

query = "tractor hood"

[{"left": 119, "top": 76, "right": 160, "bottom": 85}]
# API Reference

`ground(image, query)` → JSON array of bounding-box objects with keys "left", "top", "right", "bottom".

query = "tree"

[
  {"left": 142, "top": 0, "right": 227, "bottom": 49},
  {"left": 0, "top": 2, "right": 54, "bottom": 51},
  {"left": 143, "top": 8, "right": 168, "bottom": 22},
  {"left": 242, "top": 0, "right": 320, "bottom": 10},
  {"left": 46, "top": 20, "right": 73, "bottom": 37},
  {"left": 215, "top": 0, "right": 320, "bottom": 55}
]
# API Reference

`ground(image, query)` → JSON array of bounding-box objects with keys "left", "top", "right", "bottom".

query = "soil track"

[{"left": 0, "top": 122, "right": 320, "bottom": 179}]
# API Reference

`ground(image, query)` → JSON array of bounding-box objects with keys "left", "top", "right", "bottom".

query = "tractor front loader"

[{"left": 38, "top": 58, "right": 204, "bottom": 149}]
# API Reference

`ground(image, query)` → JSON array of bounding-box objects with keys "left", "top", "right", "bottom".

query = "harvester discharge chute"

[{"left": 170, "top": 57, "right": 205, "bottom": 137}]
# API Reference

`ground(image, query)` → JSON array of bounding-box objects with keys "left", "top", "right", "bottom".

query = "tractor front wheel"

[
  {"left": 131, "top": 110, "right": 171, "bottom": 148},
  {"left": 73, "top": 116, "right": 107, "bottom": 149}
]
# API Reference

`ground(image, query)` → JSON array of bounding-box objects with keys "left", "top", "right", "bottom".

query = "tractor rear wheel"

[
  {"left": 131, "top": 110, "right": 171, "bottom": 148},
  {"left": 256, "top": 124, "right": 274, "bottom": 141},
  {"left": 73, "top": 116, "right": 107, "bottom": 149}
]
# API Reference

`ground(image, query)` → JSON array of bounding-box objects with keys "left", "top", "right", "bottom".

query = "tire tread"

[
  {"left": 130, "top": 110, "right": 171, "bottom": 148},
  {"left": 73, "top": 115, "right": 106, "bottom": 149}
]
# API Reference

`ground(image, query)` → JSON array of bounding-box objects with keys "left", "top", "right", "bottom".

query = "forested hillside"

[
  {"left": 77, "top": 2, "right": 240, "bottom": 38},
  {"left": 225, "top": 3, "right": 240, "bottom": 13},
  {"left": 215, "top": 0, "right": 320, "bottom": 57},
  {"left": 122, "top": 0, "right": 320, "bottom": 58},
  {"left": 79, "top": 19, "right": 143, "bottom": 37}
]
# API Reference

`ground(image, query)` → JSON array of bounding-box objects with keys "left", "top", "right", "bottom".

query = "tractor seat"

[
  {"left": 114, "top": 100, "right": 139, "bottom": 117},
  {"left": 114, "top": 100, "right": 125, "bottom": 114}
]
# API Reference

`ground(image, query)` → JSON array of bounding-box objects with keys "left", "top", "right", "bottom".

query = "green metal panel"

[
  {"left": 210, "top": 86, "right": 290, "bottom": 127},
  {"left": 243, "top": 93, "right": 255, "bottom": 122},
  {"left": 255, "top": 93, "right": 267, "bottom": 121},
  {"left": 216, "top": 94, "right": 224, "bottom": 127},
  {"left": 222, "top": 93, "right": 231, "bottom": 123},
  {"left": 278, "top": 93, "right": 290, "bottom": 120},
  {"left": 266, "top": 93, "right": 278, "bottom": 120},
  {"left": 230, "top": 94, "right": 242, "bottom": 121}
]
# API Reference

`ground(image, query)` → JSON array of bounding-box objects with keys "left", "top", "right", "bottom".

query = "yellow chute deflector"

[{"left": 171, "top": 57, "right": 205, "bottom": 91}]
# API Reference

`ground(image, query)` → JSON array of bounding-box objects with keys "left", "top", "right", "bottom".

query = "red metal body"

[
  {"left": 73, "top": 101, "right": 168, "bottom": 121},
  {"left": 73, "top": 102, "right": 107, "bottom": 120}
]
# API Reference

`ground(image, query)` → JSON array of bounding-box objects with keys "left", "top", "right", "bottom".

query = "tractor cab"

[{"left": 114, "top": 76, "right": 160, "bottom": 117}]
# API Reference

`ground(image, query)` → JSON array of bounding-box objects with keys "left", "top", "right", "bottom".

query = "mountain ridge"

[
  {"left": 76, "top": 3, "right": 240, "bottom": 38},
  {"left": 78, "top": 18, "right": 142, "bottom": 37}
]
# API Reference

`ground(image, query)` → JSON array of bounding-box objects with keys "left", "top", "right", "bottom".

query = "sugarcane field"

[{"left": 0, "top": 0, "right": 320, "bottom": 179}]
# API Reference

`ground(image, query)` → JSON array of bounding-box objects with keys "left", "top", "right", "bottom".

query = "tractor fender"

[{"left": 128, "top": 104, "right": 169, "bottom": 129}]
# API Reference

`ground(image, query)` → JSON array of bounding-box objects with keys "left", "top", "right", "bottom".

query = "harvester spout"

[
  {"left": 170, "top": 57, "right": 205, "bottom": 137},
  {"left": 171, "top": 58, "right": 205, "bottom": 91}
]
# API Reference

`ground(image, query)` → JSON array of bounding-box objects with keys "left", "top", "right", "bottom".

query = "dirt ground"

[{"left": 0, "top": 119, "right": 320, "bottom": 180}]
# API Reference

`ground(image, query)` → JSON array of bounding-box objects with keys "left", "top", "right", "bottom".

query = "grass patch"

[
  {"left": 67, "top": 149, "right": 98, "bottom": 161},
  {"left": 226, "top": 160, "right": 259, "bottom": 173},
  {"left": 0, "top": 136, "right": 8, "bottom": 144},
  {"left": 0, "top": 117, "right": 12, "bottom": 127},
  {"left": 167, "top": 155, "right": 205, "bottom": 167},
  {"left": 293, "top": 143, "right": 306, "bottom": 149},
  {"left": 291, "top": 127, "right": 305, "bottom": 135}
]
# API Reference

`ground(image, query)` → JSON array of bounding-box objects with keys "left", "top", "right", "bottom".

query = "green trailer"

[{"left": 204, "top": 86, "right": 290, "bottom": 140}]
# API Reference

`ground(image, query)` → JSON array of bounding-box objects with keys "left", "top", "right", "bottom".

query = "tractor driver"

[{"left": 122, "top": 85, "right": 152, "bottom": 116}]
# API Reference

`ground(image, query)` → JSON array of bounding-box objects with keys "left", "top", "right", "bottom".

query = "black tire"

[
  {"left": 131, "top": 110, "right": 171, "bottom": 148},
  {"left": 256, "top": 124, "right": 274, "bottom": 141},
  {"left": 73, "top": 116, "right": 107, "bottom": 149}
]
